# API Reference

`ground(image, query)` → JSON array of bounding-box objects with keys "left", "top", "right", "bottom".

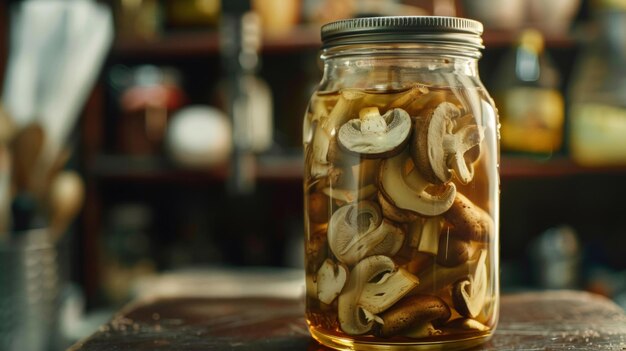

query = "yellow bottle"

[{"left": 494, "top": 29, "right": 565, "bottom": 154}]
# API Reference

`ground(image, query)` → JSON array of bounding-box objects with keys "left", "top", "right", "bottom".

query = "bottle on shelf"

[
  {"left": 568, "top": 0, "right": 626, "bottom": 166},
  {"left": 493, "top": 29, "right": 565, "bottom": 156}
]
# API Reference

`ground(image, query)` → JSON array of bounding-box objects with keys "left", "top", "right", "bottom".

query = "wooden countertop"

[{"left": 70, "top": 290, "right": 626, "bottom": 351}]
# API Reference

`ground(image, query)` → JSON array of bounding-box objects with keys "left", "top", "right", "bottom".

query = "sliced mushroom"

[
  {"left": 408, "top": 216, "right": 443, "bottom": 256},
  {"left": 405, "top": 252, "right": 434, "bottom": 276},
  {"left": 444, "top": 318, "right": 490, "bottom": 332},
  {"left": 403, "top": 322, "right": 443, "bottom": 338},
  {"left": 444, "top": 193, "right": 493, "bottom": 242},
  {"left": 436, "top": 230, "right": 471, "bottom": 267},
  {"left": 378, "top": 191, "right": 419, "bottom": 223},
  {"left": 338, "top": 255, "right": 419, "bottom": 335},
  {"left": 379, "top": 151, "right": 456, "bottom": 216},
  {"left": 321, "top": 184, "right": 377, "bottom": 203},
  {"left": 338, "top": 107, "right": 412, "bottom": 158},
  {"left": 408, "top": 90, "right": 450, "bottom": 114},
  {"left": 306, "top": 274, "right": 317, "bottom": 299},
  {"left": 452, "top": 249, "right": 488, "bottom": 318},
  {"left": 328, "top": 201, "right": 405, "bottom": 265},
  {"left": 310, "top": 122, "right": 332, "bottom": 178},
  {"left": 306, "top": 228, "right": 328, "bottom": 273},
  {"left": 415, "top": 249, "right": 486, "bottom": 293},
  {"left": 379, "top": 295, "right": 451, "bottom": 338},
  {"left": 304, "top": 94, "right": 333, "bottom": 145},
  {"left": 308, "top": 192, "right": 330, "bottom": 223},
  {"left": 321, "top": 89, "right": 366, "bottom": 132},
  {"left": 310, "top": 90, "right": 365, "bottom": 178},
  {"left": 385, "top": 84, "right": 430, "bottom": 110},
  {"left": 411, "top": 102, "right": 485, "bottom": 184},
  {"left": 351, "top": 159, "right": 381, "bottom": 187},
  {"left": 316, "top": 259, "right": 348, "bottom": 305}
]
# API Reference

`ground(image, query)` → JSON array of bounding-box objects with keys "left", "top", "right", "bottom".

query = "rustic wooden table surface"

[{"left": 70, "top": 290, "right": 626, "bottom": 351}]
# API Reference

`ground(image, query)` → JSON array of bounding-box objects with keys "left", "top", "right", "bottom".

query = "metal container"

[{"left": 0, "top": 229, "right": 60, "bottom": 351}]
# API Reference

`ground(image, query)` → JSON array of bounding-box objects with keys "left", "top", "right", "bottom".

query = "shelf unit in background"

[
  {"left": 112, "top": 26, "right": 577, "bottom": 58},
  {"left": 88, "top": 153, "right": 626, "bottom": 184},
  {"left": 79, "top": 14, "right": 626, "bottom": 305}
]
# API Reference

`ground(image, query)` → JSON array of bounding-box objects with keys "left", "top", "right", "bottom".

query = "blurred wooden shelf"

[
  {"left": 112, "top": 26, "right": 575, "bottom": 58},
  {"left": 112, "top": 25, "right": 321, "bottom": 58},
  {"left": 500, "top": 156, "right": 626, "bottom": 179},
  {"left": 91, "top": 153, "right": 626, "bottom": 184},
  {"left": 90, "top": 153, "right": 303, "bottom": 183}
]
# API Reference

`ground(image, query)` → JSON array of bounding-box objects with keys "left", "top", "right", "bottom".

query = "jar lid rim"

[{"left": 321, "top": 16, "right": 484, "bottom": 49}]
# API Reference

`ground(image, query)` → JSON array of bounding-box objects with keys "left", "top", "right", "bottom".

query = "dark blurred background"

[{"left": 0, "top": 0, "right": 625, "bottom": 348}]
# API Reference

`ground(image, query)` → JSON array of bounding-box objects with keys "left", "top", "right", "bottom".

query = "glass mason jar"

[{"left": 303, "top": 17, "right": 500, "bottom": 351}]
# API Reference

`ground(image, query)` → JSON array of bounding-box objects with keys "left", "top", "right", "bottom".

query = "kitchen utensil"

[
  {"left": 2, "top": 1, "right": 65, "bottom": 127},
  {"left": 0, "top": 145, "right": 11, "bottom": 238},
  {"left": 11, "top": 123, "right": 44, "bottom": 193},
  {"left": 0, "top": 105, "right": 16, "bottom": 144},
  {"left": 48, "top": 171, "right": 84, "bottom": 243},
  {"left": 38, "top": 1, "right": 113, "bottom": 170},
  {"left": 0, "top": 228, "right": 60, "bottom": 351}
]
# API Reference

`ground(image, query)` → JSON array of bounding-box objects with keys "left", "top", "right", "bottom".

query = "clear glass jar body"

[{"left": 303, "top": 44, "right": 500, "bottom": 351}]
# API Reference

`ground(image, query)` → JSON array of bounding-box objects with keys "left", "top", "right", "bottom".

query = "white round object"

[{"left": 166, "top": 105, "right": 232, "bottom": 168}]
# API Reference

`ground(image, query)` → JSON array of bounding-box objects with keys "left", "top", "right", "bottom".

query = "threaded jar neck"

[{"left": 321, "top": 16, "right": 484, "bottom": 59}]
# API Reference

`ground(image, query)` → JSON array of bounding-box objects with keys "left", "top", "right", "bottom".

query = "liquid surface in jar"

[{"left": 303, "top": 84, "right": 499, "bottom": 345}]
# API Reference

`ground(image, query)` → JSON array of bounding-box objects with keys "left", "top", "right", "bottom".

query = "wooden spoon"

[
  {"left": 48, "top": 170, "right": 84, "bottom": 242},
  {"left": 0, "top": 145, "right": 12, "bottom": 239},
  {"left": 11, "top": 123, "right": 45, "bottom": 193}
]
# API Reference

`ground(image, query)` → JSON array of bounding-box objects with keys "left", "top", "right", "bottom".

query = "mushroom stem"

[
  {"left": 321, "top": 89, "right": 366, "bottom": 134},
  {"left": 408, "top": 216, "right": 442, "bottom": 256},
  {"left": 359, "top": 107, "right": 387, "bottom": 134},
  {"left": 386, "top": 85, "right": 430, "bottom": 109},
  {"left": 311, "top": 123, "right": 332, "bottom": 177}
]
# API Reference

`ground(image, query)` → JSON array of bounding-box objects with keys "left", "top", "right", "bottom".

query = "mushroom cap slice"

[
  {"left": 415, "top": 249, "right": 486, "bottom": 293},
  {"left": 379, "top": 151, "right": 456, "bottom": 216},
  {"left": 338, "top": 255, "right": 419, "bottom": 335},
  {"left": 411, "top": 110, "right": 442, "bottom": 184},
  {"left": 377, "top": 191, "right": 419, "bottom": 223},
  {"left": 436, "top": 233, "right": 471, "bottom": 267},
  {"left": 411, "top": 102, "right": 485, "bottom": 185},
  {"left": 446, "top": 124, "right": 485, "bottom": 184},
  {"left": 316, "top": 259, "right": 348, "bottom": 305},
  {"left": 402, "top": 322, "right": 443, "bottom": 339},
  {"left": 328, "top": 201, "right": 405, "bottom": 265},
  {"left": 415, "top": 102, "right": 461, "bottom": 183},
  {"left": 452, "top": 250, "right": 488, "bottom": 318},
  {"left": 444, "top": 193, "right": 493, "bottom": 242},
  {"left": 379, "top": 295, "right": 451, "bottom": 338},
  {"left": 338, "top": 107, "right": 412, "bottom": 158}
]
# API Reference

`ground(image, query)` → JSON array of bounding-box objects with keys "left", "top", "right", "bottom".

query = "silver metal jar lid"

[{"left": 321, "top": 16, "right": 484, "bottom": 49}]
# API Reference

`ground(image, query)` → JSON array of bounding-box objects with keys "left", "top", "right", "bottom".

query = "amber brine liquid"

[{"left": 303, "top": 84, "right": 499, "bottom": 350}]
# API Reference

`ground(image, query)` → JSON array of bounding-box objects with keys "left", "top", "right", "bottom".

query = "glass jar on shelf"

[{"left": 303, "top": 16, "right": 500, "bottom": 350}]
